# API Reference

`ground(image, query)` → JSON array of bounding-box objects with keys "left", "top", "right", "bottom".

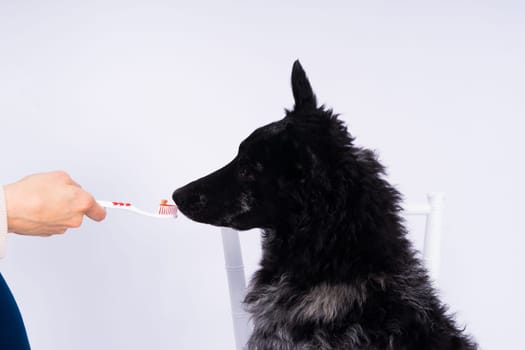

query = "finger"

[
  {"left": 35, "top": 233, "right": 53, "bottom": 237},
  {"left": 84, "top": 195, "right": 107, "bottom": 222},
  {"left": 75, "top": 191, "right": 106, "bottom": 222},
  {"left": 36, "top": 228, "right": 67, "bottom": 236},
  {"left": 53, "top": 227, "right": 68, "bottom": 235},
  {"left": 68, "top": 215, "right": 84, "bottom": 228}
]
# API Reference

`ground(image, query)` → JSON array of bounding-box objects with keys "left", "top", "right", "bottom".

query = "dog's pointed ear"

[{"left": 291, "top": 60, "right": 317, "bottom": 111}]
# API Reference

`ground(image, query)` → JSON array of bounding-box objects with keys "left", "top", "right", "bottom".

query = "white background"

[{"left": 1, "top": 1, "right": 523, "bottom": 349}]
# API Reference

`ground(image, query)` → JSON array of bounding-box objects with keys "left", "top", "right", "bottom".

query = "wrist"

[{"left": 3, "top": 183, "right": 24, "bottom": 234}]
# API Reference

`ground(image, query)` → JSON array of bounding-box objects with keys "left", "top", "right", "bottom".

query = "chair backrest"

[{"left": 221, "top": 192, "right": 445, "bottom": 350}]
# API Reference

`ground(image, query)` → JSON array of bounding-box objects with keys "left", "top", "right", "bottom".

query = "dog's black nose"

[
  {"left": 172, "top": 188, "right": 185, "bottom": 207},
  {"left": 173, "top": 187, "right": 206, "bottom": 212}
]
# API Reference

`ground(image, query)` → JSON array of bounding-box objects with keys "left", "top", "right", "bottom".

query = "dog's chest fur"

[{"left": 244, "top": 275, "right": 375, "bottom": 350}]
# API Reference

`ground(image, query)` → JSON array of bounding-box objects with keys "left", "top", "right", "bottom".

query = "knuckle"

[{"left": 53, "top": 170, "right": 70, "bottom": 180}]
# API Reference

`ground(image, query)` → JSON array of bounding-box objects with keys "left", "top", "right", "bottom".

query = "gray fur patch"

[
  {"left": 289, "top": 282, "right": 367, "bottom": 323},
  {"left": 244, "top": 275, "right": 371, "bottom": 349},
  {"left": 240, "top": 192, "right": 253, "bottom": 213}
]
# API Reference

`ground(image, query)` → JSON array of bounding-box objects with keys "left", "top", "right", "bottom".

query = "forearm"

[{"left": 0, "top": 185, "right": 8, "bottom": 258}]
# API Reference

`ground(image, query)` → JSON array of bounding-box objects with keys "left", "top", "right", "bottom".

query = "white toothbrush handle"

[
  {"left": 96, "top": 200, "right": 174, "bottom": 219},
  {"left": 97, "top": 200, "right": 117, "bottom": 208}
]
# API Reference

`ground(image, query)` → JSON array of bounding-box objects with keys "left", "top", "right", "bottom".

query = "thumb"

[{"left": 84, "top": 195, "right": 107, "bottom": 222}]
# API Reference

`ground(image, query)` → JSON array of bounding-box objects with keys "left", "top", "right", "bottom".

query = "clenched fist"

[{"left": 4, "top": 171, "right": 106, "bottom": 236}]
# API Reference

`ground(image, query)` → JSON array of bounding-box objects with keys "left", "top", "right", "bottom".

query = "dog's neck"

[{"left": 257, "top": 155, "right": 415, "bottom": 288}]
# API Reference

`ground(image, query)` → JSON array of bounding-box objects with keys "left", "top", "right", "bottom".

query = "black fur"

[{"left": 173, "top": 61, "right": 477, "bottom": 350}]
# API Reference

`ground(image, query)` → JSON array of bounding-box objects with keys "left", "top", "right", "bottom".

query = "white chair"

[{"left": 221, "top": 193, "right": 445, "bottom": 350}]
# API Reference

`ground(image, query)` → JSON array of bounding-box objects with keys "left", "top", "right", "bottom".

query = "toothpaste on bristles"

[{"left": 157, "top": 199, "right": 178, "bottom": 217}]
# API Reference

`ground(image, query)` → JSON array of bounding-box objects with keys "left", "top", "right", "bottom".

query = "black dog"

[{"left": 173, "top": 61, "right": 477, "bottom": 350}]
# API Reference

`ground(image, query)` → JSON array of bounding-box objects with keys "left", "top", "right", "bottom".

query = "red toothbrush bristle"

[{"left": 157, "top": 201, "right": 177, "bottom": 216}]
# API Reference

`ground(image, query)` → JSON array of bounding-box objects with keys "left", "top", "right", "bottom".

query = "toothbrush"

[{"left": 97, "top": 199, "right": 178, "bottom": 219}]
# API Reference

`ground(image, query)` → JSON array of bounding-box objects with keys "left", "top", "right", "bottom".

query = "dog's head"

[{"left": 173, "top": 60, "right": 354, "bottom": 231}]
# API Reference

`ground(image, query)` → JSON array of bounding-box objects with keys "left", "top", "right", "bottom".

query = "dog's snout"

[
  {"left": 172, "top": 188, "right": 207, "bottom": 210},
  {"left": 172, "top": 188, "right": 190, "bottom": 207}
]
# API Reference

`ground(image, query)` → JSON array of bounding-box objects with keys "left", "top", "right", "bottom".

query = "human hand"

[{"left": 3, "top": 171, "right": 106, "bottom": 236}]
